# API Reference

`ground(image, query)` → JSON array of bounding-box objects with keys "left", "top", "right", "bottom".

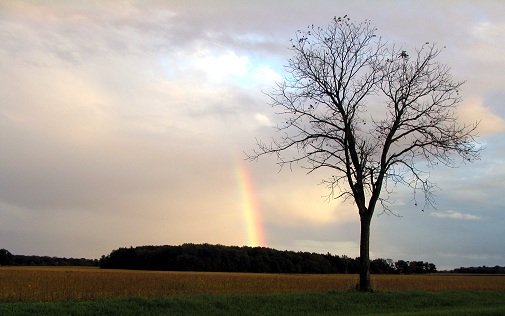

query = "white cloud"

[
  {"left": 252, "top": 65, "right": 282, "bottom": 85},
  {"left": 430, "top": 210, "right": 481, "bottom": 221},
  {"left": 458, "top": 98, "right": 505, "bottom": 135},
  {"left": 192, "top": 49, "right": 250, "bottom": 83},
  {"left": 171, "top": 48, "right": 282, "bottom": 88},
  {"left": 254, "top": 113, "right": 274, "bottom": 127},
  {"left": 471, "top": 21, "right": 505, "bottom": 45}
]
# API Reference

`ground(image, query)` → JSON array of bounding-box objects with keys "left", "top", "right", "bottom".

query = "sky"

[{"left": 0, "top": 1, "right": 504, "bottom": 270}]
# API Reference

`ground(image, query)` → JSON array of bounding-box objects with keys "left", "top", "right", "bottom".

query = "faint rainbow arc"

[{"left": 235, "top": 159, "right": 267, "bottom": 247}]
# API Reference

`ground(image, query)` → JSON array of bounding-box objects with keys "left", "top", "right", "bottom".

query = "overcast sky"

[{"left": 1, "top": 1, "right": 504, "bottom": 270}]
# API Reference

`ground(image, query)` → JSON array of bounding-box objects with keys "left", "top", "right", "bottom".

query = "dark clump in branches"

[{"left": 249, "top": 16, "right": 479, "bottom": 291}]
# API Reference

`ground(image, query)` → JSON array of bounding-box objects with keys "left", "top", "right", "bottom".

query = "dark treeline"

[
  {"left": 450, "top": 266, "right": 505, "bottom": 274},
  {"left": 0, "top": 248, "right": 98, "bottom": 266},
  {"left": 4, "top": 246, "right": 502, "bottom": 274},
  {"left": 99, "top": 243, "right": 437, "bottom": 274}
]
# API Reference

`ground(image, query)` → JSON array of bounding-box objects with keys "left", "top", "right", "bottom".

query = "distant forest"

[
  {"left": 3, "top": 245, "right": 503, "bottom": 274},
  {"left": 99, "top": 243, "right": 436, "bottom": 274},
  {"left": 450, "top": 266, "right": 505, "bottom": 274},
  {"left": 0, "top": 248, "right": 98, "bottom": 266}
]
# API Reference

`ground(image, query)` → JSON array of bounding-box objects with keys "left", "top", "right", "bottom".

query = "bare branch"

[{"left": 248, "top": 16, "right": 481, "bottom": 292}]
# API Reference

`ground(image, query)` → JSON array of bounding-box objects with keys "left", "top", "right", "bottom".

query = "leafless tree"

[{"left": 248, "top": 17, "right": 480, "bottom": 291}]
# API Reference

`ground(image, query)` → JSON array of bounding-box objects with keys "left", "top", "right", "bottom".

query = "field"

[
  {"left": 1, "top": 266, "right": 505, "bottom": 301},
  {"left": 1, "top": 267, "right": 505, "bottom": 315}
]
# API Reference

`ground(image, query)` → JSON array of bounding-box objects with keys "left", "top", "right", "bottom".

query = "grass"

[{"left": 1, "top": 291, "right": 505, "bottom": 315}]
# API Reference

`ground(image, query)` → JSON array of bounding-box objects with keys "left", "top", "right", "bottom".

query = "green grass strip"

[{"left": 1, "top": 291, "right": 505, "bottom": 315}]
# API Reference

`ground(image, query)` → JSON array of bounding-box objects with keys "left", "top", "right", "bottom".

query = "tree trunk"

[{"left": 358, "top": 214, "right": 372, "bottom": 291}]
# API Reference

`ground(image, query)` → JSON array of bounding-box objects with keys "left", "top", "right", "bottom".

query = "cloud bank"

[{"left": 0, "top": 1, "right": 504, "bottom": 270}]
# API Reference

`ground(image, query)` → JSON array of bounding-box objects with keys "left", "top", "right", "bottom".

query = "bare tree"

[{"left": 249, "top": 17, "right": 480, "bottom": 291}]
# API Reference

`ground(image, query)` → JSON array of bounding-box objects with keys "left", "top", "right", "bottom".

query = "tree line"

[
  {"left": 450, "top": 266, "right": 505, "bottom": 274},
  {"left": 0, "top": 248, "right": 98, "bottom": 266},
  {"left": 99, "top": 243, "right": 437, "bottom": 274},
  {"left": 4, "top": 245, "right": 503, "bottom": 274}
]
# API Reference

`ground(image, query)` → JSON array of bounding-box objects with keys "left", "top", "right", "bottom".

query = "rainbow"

[{"left": 235, "top": 159, "right": 267, "bottom": 247}]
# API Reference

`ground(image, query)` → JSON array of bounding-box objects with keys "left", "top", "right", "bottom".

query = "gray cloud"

[{"left": 0, "top": 1, "right": 503, "bottom": 269}]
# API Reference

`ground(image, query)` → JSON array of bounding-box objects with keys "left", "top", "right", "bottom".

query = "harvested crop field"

[{"left": 1, "top": 267, "right": 504, "bottom": 302}]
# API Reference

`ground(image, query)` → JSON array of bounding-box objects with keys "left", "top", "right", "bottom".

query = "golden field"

[{"left": 0, "top": 266, "right": 504, "bottom": 302}]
